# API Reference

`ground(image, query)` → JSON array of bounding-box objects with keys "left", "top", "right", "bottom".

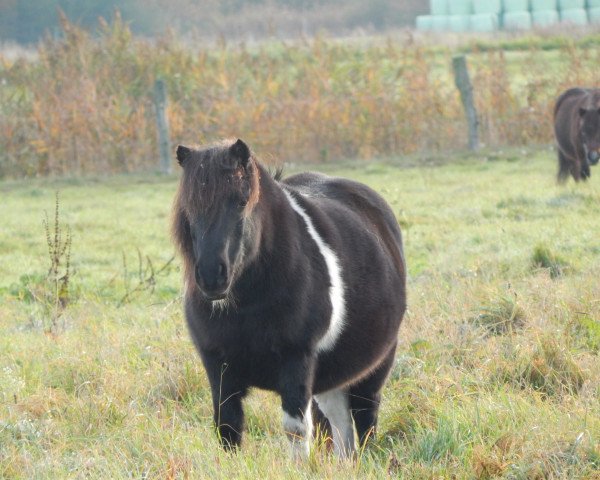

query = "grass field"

[{"left": 1, "top": 147, "right": 599, "bottom": 478}]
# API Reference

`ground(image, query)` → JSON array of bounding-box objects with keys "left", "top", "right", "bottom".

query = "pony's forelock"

[{"left": 176, "top": 140, "right": 260, "bottom": 221}]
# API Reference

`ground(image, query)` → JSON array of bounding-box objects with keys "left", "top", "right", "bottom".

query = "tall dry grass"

[{"left": 1, "top": 14, "right": 599, "bottom": 177}]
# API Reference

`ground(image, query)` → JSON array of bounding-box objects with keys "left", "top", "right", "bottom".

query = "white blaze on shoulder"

[{"left": 283, "top": 190, "right": 346, "bottom": 352}]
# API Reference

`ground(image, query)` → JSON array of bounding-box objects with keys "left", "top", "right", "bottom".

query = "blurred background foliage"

[
  {"left": 1, "top": 11, "right": 599, "bottom": 177},
  {"left": 0, "top": 3, "right": 599, "bottom": 178}
]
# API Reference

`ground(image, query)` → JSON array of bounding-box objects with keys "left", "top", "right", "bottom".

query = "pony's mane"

[
  {"left": 591, "top": 89, "right": 600, "bottom": 109},
  {"left": 270, "top": 166, "right": 285, "bottom": 182}
]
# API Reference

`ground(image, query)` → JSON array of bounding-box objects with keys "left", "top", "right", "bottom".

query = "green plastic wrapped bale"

[
  {"left": 448, "top": 14, "right": 470, "bottom": 31},
  {"left": 416, "top": 15, "right": 434, "bottom": 30},
  {"left": 430, "top": 15, "right": 449, "bottom": 30},
  {"left": 560, "top": 8, "right": 588, "bottom": 24},
  {"left": 558, "top": 0, "right": 584, "bottom": 8},
  {"left": 502, "top": 0, "right": 530, "bottom": 12},
  {"left": 449, "top": 0, "right": 472, "bottom": 14},
  {"left": 589, "top": 7, "right": 600, "bottom": 23},
  {"left": 503, "top": 11, "right": 532, "bottom": 29},
  {"left": 473, "top": 0, "right": 502, "bottom": 13},
  {"left": 531, "top": 0, "right": 557, "bottom": 10},
  {"left": 430, "top": 0, "right": 448, "bottom": 15},
  {"left": 470, "top": 13, "right": 500, "bottom": 31},
  {"left": 532, "top": 9, "right": 560, "bottom": 26}
]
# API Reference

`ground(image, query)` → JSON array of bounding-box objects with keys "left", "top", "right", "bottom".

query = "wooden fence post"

[
  {"left": 452, "top": 55, "right": 479, "bottom": 151},
  {"left": 154, "top": 78, "right": 172, "bottom": 174}
]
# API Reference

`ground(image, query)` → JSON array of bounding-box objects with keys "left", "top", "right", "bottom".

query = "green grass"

[{"left": 1, "top": 148, "right": 599, "bottom": 478}]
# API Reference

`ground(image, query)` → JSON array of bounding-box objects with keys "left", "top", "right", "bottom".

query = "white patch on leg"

[
  {"left": 314, "top": 389, "right": 355, "bottom": 458},
  {"left": 283, "top": 404, "right": 313, "bottom": 460},
  {"left": 282, "top": 189, "right": 346, "bottom": 352}
]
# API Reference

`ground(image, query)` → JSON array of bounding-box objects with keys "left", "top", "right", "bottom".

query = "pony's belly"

[{"left": 313, "top": 338, "right": 397, "bottom": 394}]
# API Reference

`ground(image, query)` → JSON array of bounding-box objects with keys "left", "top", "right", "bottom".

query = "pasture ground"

[{"left": 0, "top": 147, "right": 599, "bottom": 478}]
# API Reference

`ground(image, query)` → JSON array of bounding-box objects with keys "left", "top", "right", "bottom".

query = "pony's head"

[
  {"left": 172, "top": 139, "right": 261, "bottom": 301},
  {"left": 579, "top": 105, "right": 600, "bottom": 166}
]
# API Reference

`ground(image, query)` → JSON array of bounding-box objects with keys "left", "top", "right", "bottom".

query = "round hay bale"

[
  {"left": 502, "top": 0, "right": 530, "bottom": 12},
  {"left": 532, "top": 9, "right": 560, "bottom": 26},
  {"left": 531, "top": 0, "right": 557, "bottom": 10},
  {"left": 589, "top": 7, "right": 600, "bottom": 23},
  {"left": 448, "top": 14, "right": 471, "bottom": 31},
  {"left": 449, "top": 0, "right": 473, "bottom": 14},
  {"left": 559, "top": 8, "right": 588, "bottom": 24},
  {"left": 557, "top": 0, "right": 584, "bottom": 8},
  {"left": 470, "top": 13, "right": 500, "bottom": 31},
  {"left": 416, "top": 15, "right": 434, "bottom": 30},
  {"left": 430, "top": 15, "right": 449, "bottom": 31},
  {"left": 430, "top": 0, "right": 449, "bottom": 15},
  {"left": 473, "top": 0, "right": 501, "bottom": 13},
  {"left": 503, "top": 10, "right": 533, "bottom": 29}
]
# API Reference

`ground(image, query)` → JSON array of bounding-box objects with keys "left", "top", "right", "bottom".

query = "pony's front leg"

[
  {"left": 279, "top": 353, "right": 316, "bottom": 460},
  {"left": 202, "top": 352, "right": 248, "bottom": 450}
]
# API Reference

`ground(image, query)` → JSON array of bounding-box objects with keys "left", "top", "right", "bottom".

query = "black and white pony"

[{"left": 172, "top": 139, "right": 406, "bottom": 458}]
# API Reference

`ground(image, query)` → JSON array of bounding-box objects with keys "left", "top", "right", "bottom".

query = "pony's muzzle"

[{"left": 195, "top": 261, "right": 230, "bottom": 300}]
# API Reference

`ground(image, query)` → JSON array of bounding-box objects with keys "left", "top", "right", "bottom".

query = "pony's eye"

[{"left": 239, "top": 200, "right": 248, "bottom": 208}]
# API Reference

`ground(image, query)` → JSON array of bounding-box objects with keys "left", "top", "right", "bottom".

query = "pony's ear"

[
  {"left": 176, "top": 145, "right": 192, "bottom": 166},
  {"left": 579, "top": 107, "right": 587, "bottom": 118},
  {"left": 229, "top": 139, "right": 251, "bottom": 168}
]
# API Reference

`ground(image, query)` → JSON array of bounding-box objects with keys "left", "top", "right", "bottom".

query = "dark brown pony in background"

[
  {"left": 171, "top": 138, "right": 406, "bottom": 459},
  {"left": 554, "top": 88, "right": 600, "bottom": 182}
]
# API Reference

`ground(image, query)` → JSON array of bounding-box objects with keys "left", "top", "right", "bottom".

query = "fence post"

[
  {"left": 452, "top": 55, "right": 479, "bottom": 151},
  {"left": 154, "top": 78, "right": 172, "bottom": 174}
]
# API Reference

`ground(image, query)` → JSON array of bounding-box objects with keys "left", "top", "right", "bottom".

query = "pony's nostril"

[
  {"left": 195, "top": 261, "right": 228, "bottom": 294},
  {"left": 217, "top": 262, "right": 228, "bottom": 284}
]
